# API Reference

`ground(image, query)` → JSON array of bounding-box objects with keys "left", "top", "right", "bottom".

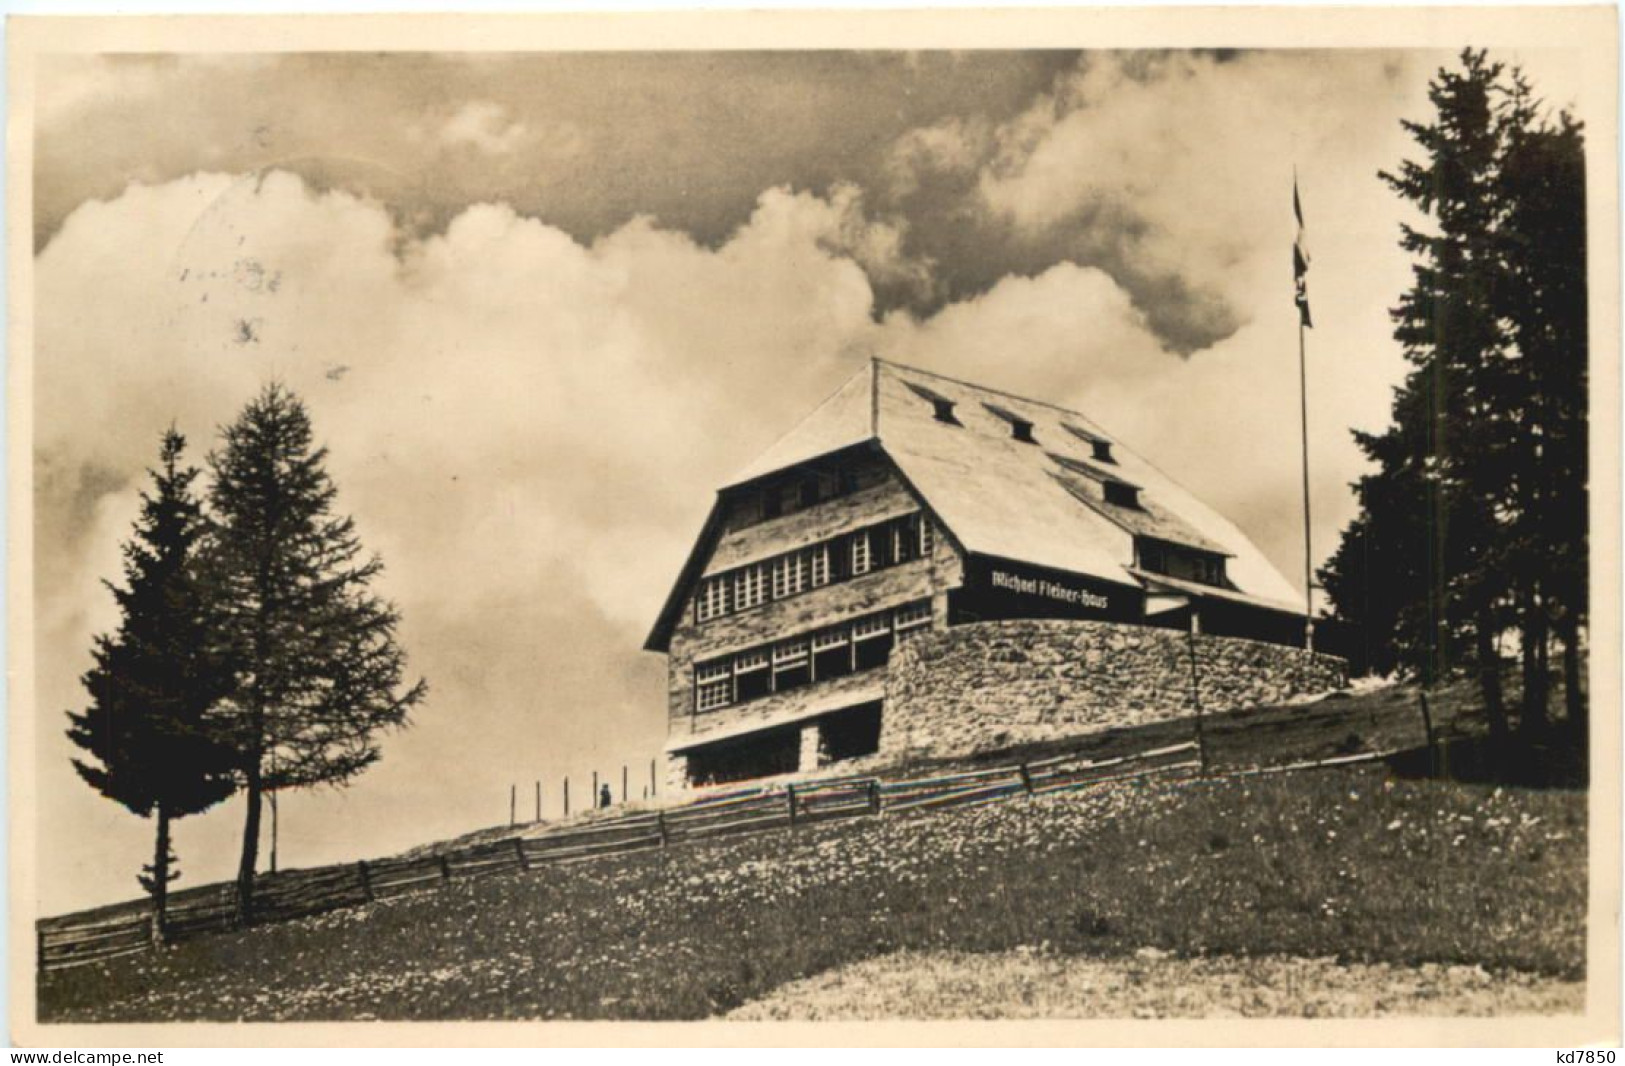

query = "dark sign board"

[{"left": 950, "top": 555, "right": 1143, "bottom": 625}]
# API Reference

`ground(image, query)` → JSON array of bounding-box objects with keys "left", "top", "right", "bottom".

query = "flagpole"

[
  {"left": 1298, "top": 314, "right": 1314, "bottom": 653},
  {"left": 1293, "top": 167, "right": 1315, "bottom": 654}
]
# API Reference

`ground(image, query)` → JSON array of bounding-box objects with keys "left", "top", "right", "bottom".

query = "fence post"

[
  {"left": 868, "top": 779, "right": 881, "bottom": 815},
  {"left": 1018, "top": 762, "right": 1034, "bottom": 794},
  {"left": 357, "top": 860, "right": 374, "bottom": 902},
  {"left": 509, "top": 784, "right": 516, "bottom": 827},
  {"left": 1418, "top": 689, "right": 1438, "bottom": 777},
  {"left": 513, "top": 836, "right": 529, "bottom": 872},
  {"left": 657, "top": 810, "right": 669, "bottom": 849},
  {"left": 438, "top": 854, "right": 452, "bottom": 882},
  {"left": 1187, "top": 619, "right": 1210, "bottom": 775},
  {"left": 786, "top": 784, "right": 798, "bottom": 828}
]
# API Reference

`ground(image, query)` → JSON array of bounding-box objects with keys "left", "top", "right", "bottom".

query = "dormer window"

[
  {"left": 984, "top": 403, "right": 1036, "bottom": 443},
  {"left": 1064, "top": 423, "right": 1116, "bottom": 464},
  {"left": 906, "top": 382, "right": 961, "bottom": 425},
  {"left": 1103, "top": 480, "right": 1142, "bottom": 509},
  {"left": 1137, "top": 537, "right": 1229, "bottom": 587}
]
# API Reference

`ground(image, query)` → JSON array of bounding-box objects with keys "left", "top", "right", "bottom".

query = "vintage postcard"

[{"left": 8, "top": 6, "right": 1619, "bottom": 1048}]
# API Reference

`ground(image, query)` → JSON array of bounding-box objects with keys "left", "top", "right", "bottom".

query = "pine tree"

[
  {"left": 1371, "top": 49, "right": 1514, "bottom": 739},
  {"left": 65, "top": 429, "right": 238, "bottom": 931},
  {"left": 1495, "top": 82, "right": 1589, "bottom": 740},
  {"left": 1324, "top": 50, "right": 1589, "bottom": 760},
  {"left": 204, "top": 384, "right": 426, "bottom": 920}
]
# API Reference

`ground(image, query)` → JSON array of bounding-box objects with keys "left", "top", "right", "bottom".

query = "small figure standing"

[{"left": 599, "top": 783, "right": 612, "bottom": 809}]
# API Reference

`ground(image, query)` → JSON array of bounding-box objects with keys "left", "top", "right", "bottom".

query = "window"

[
  {"left": 695, "top": 660, "right": 732, "bottom": 712},
  {"left": 689, "top": 604, "right": 912, "bottom": 711},
  {"left": 853, "top": 614, "right": 894, "bottom": 670},
  {"left": 985, "top": 403, "right": 1036, "bottom": 443},
  {"left": 772, "top": 553, "right": 806, "bottom": 600},
  {"left": 730, "top": 463, "right": 872, "bottom": 532},
  {"left": 809, "top": 544, "right": 831, "bottom": 587},
  {"left": 695, "top": 511, "right": 930, "bottom": 623},
  {"left": 734, "top": 495, "right": 764, "bottom": 526},
  {"left": 853, "top": 615, "right": 892, "bottom": 640},
  {"left": 812, "top": 629, "right": 850, "bottom": 651},
  {"left": 772, "top": 640, "right": 809, "bottom": 668},
  {"left": 1048, "top": 451, "right": 1107, "bottom": 480},
  {"left": 906, "top": 381, "right": 961, "bottom": 425},
  {"left": 772, "top": 639, "right": 811, "bottom": 692},
  {"left": 697, "top": 576, "right": 730, "bottom": 622},
  {"left": 734, "top": 649, "right": 771, "bottom": 702},
  {"left": 887, "top": 516, "right": 913, "bottom": 564},
  {"left": 1137, "top": 538, "right": 1227, "bottom": 587},
  {"left": 812, "top": 628, "right": 852, "bottom": 681},
  {"left": 872, "top": 523, "right": 895, "bottom": 569},
  {"left": 850, "top": 531, "right": 872, "bottom": 576},
  {"left": 734, "top": 563, "right": 767, "bottom": 609},
  {"left": 894, "top": 600, "right": 933, "bottom": 638},
  {"left": 1103, "top": 481, "right": 1142, "bottom": 509},
  {"left": 1063, "top": 423, "right": 1116, "bottom": 464}
]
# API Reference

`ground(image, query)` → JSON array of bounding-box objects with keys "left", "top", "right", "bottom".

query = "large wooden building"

[{"left": 645, "top": 359, "right": 1314, "bottom": 789}]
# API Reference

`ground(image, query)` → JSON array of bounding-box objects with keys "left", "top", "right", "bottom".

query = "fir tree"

[
  {"left": 65, "top": 429, "right": 238, "bottom": 932},
  {"left": 1323, "top": 50, "right": 1588, "bottom": 757},
  {"left": 204, "top": 384, "right": 426, "bottom": 920},
  {"left": 1495, "top": 86, "right": 1588, "bottom": 739},
  {"left": 1371, "top": 49, "right": 1513, "bottom": 738}
]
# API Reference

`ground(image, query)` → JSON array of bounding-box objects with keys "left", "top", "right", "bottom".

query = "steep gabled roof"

[
  {"left": 867, "top": 359, "right": 1300, "bottom": 609},
  {"left": 727, "top": 364, "right": 877, "bottom": 486},
  {"left": 646, "top": 357, "right": 1301, "bottom": 652}
]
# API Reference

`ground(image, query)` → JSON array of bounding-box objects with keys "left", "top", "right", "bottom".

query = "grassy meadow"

[{"left": 40, "top": 758, "right": 1585, "bottom": 1022}]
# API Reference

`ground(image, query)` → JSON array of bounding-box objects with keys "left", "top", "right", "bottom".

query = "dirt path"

[{"left": 728, "top": 949, "right": 1584, "bottom": 1020}]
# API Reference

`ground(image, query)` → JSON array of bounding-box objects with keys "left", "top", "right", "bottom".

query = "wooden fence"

[{"left": 38, "top": 735, "right": 1341, "bottom": 973}]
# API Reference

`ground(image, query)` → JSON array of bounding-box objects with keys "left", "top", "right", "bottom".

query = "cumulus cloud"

[
  {"left": 850, "top": 50, "right": 1443, "bottom": 355},
  {"left": 883, "top": 116, "right": 990, "bottom": 199},
  {"left": 35, "top": 126, "right": 1418, "bottom": 911},
  {"left": 971, "top": 50, "right": 1432, "bottom": 351},
  {"left": 433, "top": 100, "right": 536, "bottom": 156},
  {"left": 34, "top": 171, "right": 910, "bottom": 911}
]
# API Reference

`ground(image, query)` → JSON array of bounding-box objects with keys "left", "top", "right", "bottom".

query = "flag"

[{"left": 1293, "top": 176, "right": 1313, "bottom": 328}]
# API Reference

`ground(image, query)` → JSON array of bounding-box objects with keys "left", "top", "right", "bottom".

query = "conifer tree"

[
  {"left": 204, "top": 384, "right": 426, "bottom": 919},
  {"left": 1371, "top": 49, "right": 1513, "bottom": 735},
  {"left": 1323, "top": 50, "right": 1588, "bottom": 755},
  {"left": 66, "top": 429, "right": 238, "bottom": 931},
  {"left": 1494, "top": 86, "right": 1588, "bottom": 739}
]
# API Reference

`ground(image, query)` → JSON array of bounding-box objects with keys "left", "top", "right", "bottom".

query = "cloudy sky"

[{"left": 31, "top": 45, "right": 1588, "bottom": 914}]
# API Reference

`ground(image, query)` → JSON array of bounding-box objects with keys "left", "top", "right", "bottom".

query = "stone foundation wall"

[{"left": 881, "top": 619, "right": 1347, "bottom": 759}]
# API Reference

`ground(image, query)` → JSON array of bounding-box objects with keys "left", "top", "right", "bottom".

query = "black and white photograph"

[{"left": 9, "top": 7, "right": 1618, "bottom": 1045}]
